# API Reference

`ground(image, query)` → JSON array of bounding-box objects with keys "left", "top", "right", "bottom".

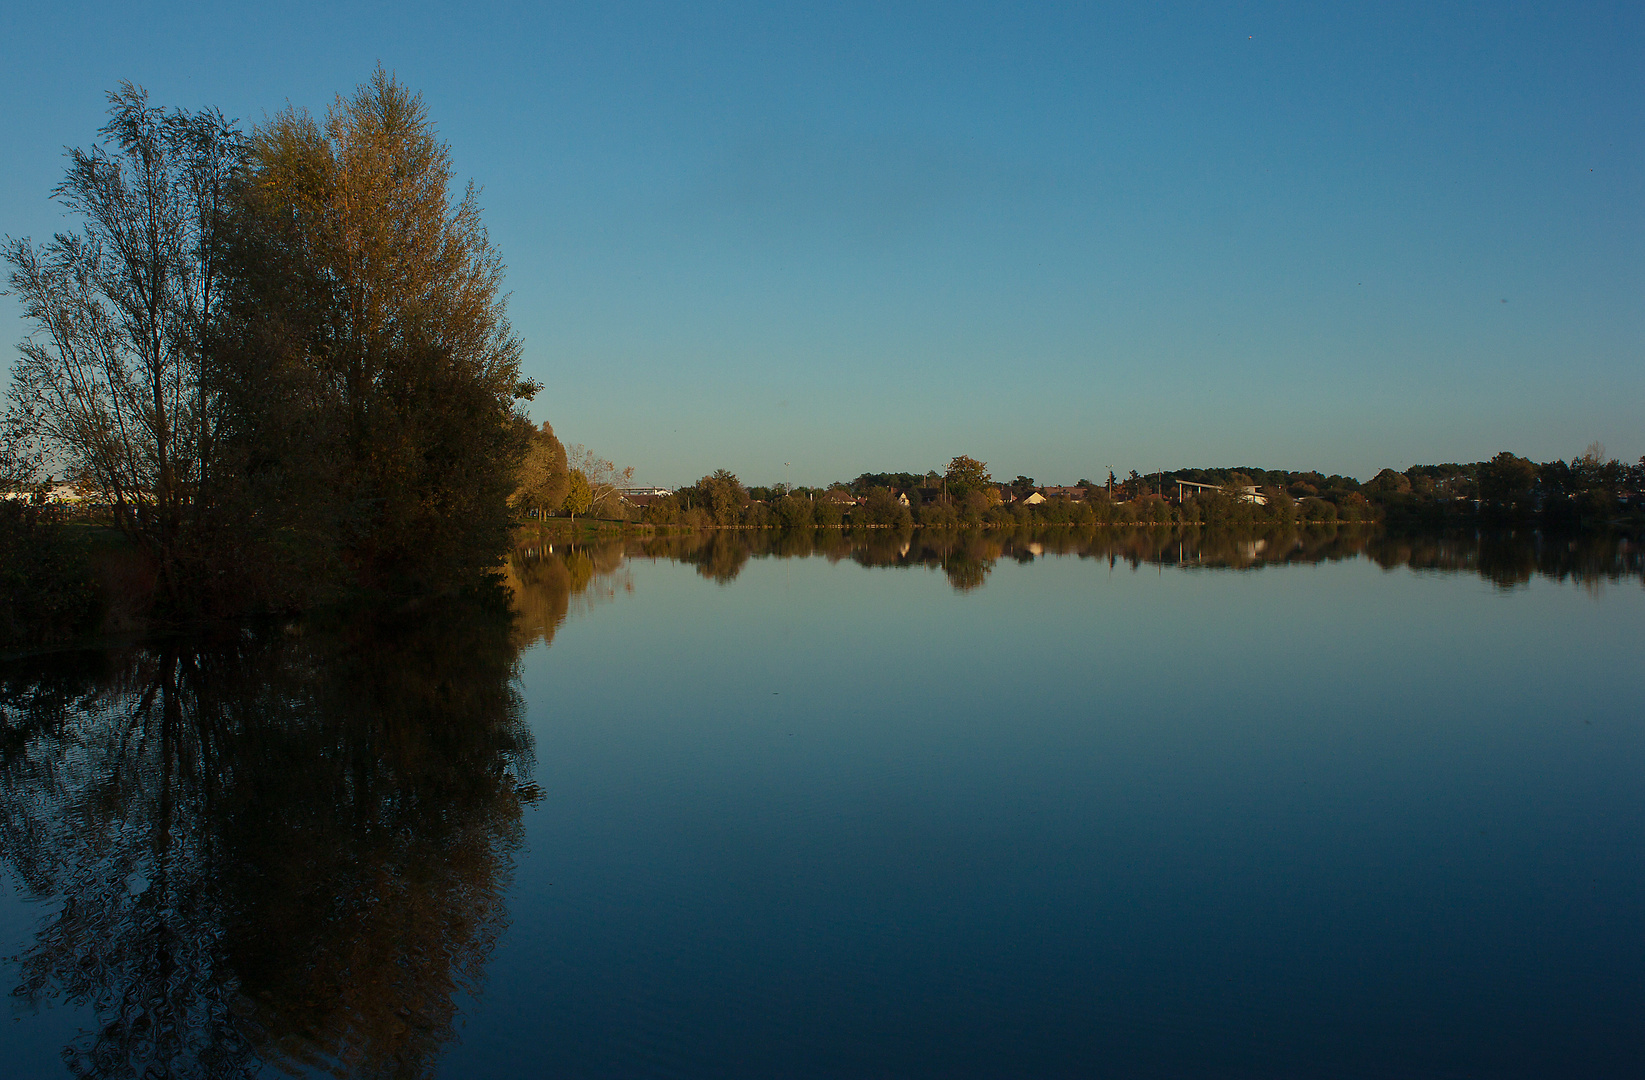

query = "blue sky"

[{"left": 2, "top": 2, "right": 1639, "bottom": 486}]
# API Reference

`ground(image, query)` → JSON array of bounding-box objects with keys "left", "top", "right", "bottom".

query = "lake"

[{"left": 2, "top": 527, "right": 1642, "bottom": 1078}]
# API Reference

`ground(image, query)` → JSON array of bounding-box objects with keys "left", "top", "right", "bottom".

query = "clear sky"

[{"left": 2, "top": 1, "right": 1639, "bottom": 487}]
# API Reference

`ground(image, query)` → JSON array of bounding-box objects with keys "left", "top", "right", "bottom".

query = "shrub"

[
  {"left": 0, "top": 503, "right": 98, "bottom": 649},
  {"left": 918, "top": 502, "right": 957, "bottom": 528},
  {"left": 775, "top": 493, "right": 814, "bottom": 528}
]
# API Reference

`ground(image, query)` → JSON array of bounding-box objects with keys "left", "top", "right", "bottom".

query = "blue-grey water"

[{"left": 2, "top": 529, "right": 1642, "bottom": 1078}]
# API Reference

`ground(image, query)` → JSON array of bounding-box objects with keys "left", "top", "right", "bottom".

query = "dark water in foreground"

[{"left": 2, "top": 528, "right": 1642, "bottom": 1078}]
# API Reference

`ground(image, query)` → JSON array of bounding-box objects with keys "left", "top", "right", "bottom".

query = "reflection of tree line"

[
  {"left": 626, "top": 525, "right": 1645, "bottom": 592},
  {"left": 0, "top": 597, "right": 535, "bottom": 1079},
  {"left": 1363, "top": 531, "right": 1645, "bottom": 590},
  {"left": 504, "top": 540, "right": 631, "bottom": 649}
]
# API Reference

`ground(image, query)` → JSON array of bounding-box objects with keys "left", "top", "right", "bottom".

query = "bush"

[
  {"left": 0, "top": 503, "right": 98, "bottom": 649},
  {"left": 953, "top": 489, "right": 992, "bottom": 525},
  {"left": 775, "top": 493, "right": 814, "bottom": 528},
  {"left": 643, "top": 494, "right": 681, "bottom": 525},
  {"left": 1301, "top": 497, "right": 1338, "bottom": 522},
  {"left": 918, "top": 502, "right": 957, "bottom": 528},
  {"left": 856, "top": 488, "right": 912, "bottom": 528}
]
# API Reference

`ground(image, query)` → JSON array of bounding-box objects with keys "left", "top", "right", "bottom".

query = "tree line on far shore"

[{"left": 519, "top": 447, "right": 1645, "bottom": 531}]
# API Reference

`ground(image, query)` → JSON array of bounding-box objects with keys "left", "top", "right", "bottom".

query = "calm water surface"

[{"left": 3, "top": 529, "right": 1642, "bottom": 1078}]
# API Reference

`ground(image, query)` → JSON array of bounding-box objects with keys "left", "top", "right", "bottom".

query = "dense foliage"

[
  {"left": 0, "top": 502, "right": 97, "bottom": 648},
  {"left": 4, "top": 72, "right": 538, "bottom": 628}
]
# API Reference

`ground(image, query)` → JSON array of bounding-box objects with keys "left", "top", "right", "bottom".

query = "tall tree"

[
  {"left": 4, "top": 85, "right": 245, "bottom": 603},
  {"left": 233, "top": 67, "right": 537, "bottom": 591},
  {"left": 565, "top": 444, "right": 635, "bottom": 519},
  {"left": 562, "top": 469, "right": 592, "bottom": 521},
  {"left": 1478, "top": 451, "right": 1537, "bottom": 505},
  {"left": 944, "top": 455, "right": 991, "bottom": 497},
  {"left": 687, "top": 469, "right": 747, "bottom": 526},
  {"left": 512, "top": 421, "right": 569, "bottom": 518}
]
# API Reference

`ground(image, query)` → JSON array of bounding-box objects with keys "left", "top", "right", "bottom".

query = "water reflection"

[
  {"left": 505, "top": 539, "right": 631, "bottom": 648},
  {"left": 627, "top": 525, "right": 1644, "bottom": 592},
  {"left": 0, "top": 597, "right": 535, "bottom": 1079},
  {"left": 2, "top": 528, "right": 1639, "bottom": 1077}
]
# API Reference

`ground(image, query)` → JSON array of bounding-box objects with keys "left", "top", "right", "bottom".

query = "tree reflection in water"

[
  {"left": 504, "top": 539, "right": 630, "bottom": 649},
  {"left": 3, "top": 529, "right": 1637, "bottom": 1076},
  {"left": 0, "top": 594, "right": 536, "bottom": 1079},
  {"left": 632, "top": 524, "right": 1644, "bottom": 593}
]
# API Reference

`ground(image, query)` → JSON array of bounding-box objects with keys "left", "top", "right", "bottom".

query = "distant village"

[
  {"left": 617, "top": 477, "right": 1267, "bottom": 511},
  {"left": 599, "top": 451, "right": 1644, "bottom": 530},
  {"left": 11, "top": 450, "right": 1642, "bottom": 532}
]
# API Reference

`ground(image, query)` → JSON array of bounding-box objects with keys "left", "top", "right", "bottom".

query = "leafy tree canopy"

[{"left": 944, "top": 455, "right": 991, "bottom": 495}]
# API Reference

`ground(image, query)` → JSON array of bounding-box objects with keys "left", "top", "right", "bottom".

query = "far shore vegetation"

[
  {"left": 564, "top": 447, "right": 1645, "bottom": 533},
  {"left": 3, "top": 77, "right": 1641, "bottom": 654}
]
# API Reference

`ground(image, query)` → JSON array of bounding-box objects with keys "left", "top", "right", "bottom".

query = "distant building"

[
  {"left": 1, "top": 482, "right": 88, "bottom": 504},
  {"left": 1173, "top": 479, "right": 1267, "bottom": 506},
  {"left": 1040, "top": 486, "right": 1086, "bottom": 501},
  {"left": 1020, "top": 492, "right": 1046, "bottom": 506}
]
